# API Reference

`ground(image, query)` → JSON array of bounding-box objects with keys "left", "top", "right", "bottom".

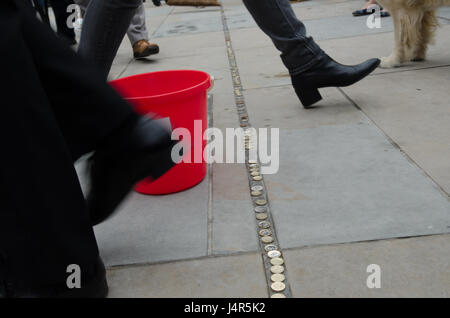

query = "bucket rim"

[{"left": 110, "top": 69, "right": 212, "bottom": 101}]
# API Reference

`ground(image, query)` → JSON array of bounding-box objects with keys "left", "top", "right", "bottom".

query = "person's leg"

[
  {"left": 126, "top": 3, "right": 160, "bottom": 58},
  {"left": 126, "top": 3, "right": 148, "bottom": 45},
  {"left": 242, "top": 0, "right": 325, "bottom": 75},
  {"left": 24, "top": 0, "right": 176, "bottom": 226},
  {"left": 78, "top": 0, "right": 142, "bottom": 78},
  {"left": 49, "top": 0, "right": 76, "bottom": 44},
  {"left": 242, "top": 0, "right": 380, "bottom": 108},
  {"left": 0, "top": 0, "right": 104, "bottom": 296}
]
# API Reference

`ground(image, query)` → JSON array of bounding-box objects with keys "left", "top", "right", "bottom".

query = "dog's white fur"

[{"left": 376, "top": 0, "right": 450, "bottom": 68}]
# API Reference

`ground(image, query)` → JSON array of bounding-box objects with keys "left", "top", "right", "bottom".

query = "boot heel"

[{"left": 295, "top": 87, "right": 322, "bottom": 108}]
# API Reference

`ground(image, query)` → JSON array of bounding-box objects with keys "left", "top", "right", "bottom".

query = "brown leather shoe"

[{"left": 133, "top": 40, "right": 160, "bottom": 59}]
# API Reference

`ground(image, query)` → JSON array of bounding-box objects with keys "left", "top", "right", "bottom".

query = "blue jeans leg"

[
  {"left": 242, "top": 0, "right": 325, "bottom": 75},
  {"left": 78, "top": 0, "right": 142, "bottom": 78}
]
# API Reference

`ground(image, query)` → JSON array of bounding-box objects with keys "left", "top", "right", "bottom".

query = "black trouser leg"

[
  {"left": 0, "top": 0, "right": 138, "bottom": 291},
  {"left": 78, "top": 0, "right": 142, "bottom": 78}
]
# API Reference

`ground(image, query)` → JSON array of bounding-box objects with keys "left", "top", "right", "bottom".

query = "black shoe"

[
  {"left": 87, "top": 116, "right": 177, "bottom": 226},
  {"left": 291, "top": 55, "right": 380, "bottom": 108},
  {"left": 352, "top": 8, "right": 375, "bottom": 16},
  {"left": 0, "top": 257, "right": 108, "bottom": 298}
]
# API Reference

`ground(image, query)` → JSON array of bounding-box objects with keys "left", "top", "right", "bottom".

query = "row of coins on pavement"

[
  {"left": 244, "top": 131, "right": 287, "bottom": 298},
  {"left": 223, "top": 23, "right": 289, "bottom": 298}
]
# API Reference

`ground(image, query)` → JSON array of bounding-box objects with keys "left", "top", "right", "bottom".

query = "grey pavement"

[{"left": 74, "top": 0, "right": 450, "bottom": 297}]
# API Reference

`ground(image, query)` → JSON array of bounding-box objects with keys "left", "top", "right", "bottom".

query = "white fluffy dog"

[{"left": 376, "top": 0, "right": 450, "bottom": 68}]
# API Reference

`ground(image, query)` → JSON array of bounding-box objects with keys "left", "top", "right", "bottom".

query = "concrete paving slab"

[
  {"left": 146, "top": 15, "right": 169, "bottom": 36},
  {"left": 234, "top": 45, "right": 289, "bottom": 90},
  {"left": 212, "top": 199, "right": 259, "bottom": 255},
  {"left": 244, "top": 85, "right": 365, "bottom": 130},
  {"left": 171, "top": 6, "right": 221, "bottom": 15},
  {"left": 438, "top": 7, "right": 450, "bottom": 19},
  {"left": 224, "top": 10, "right": 257, "bottom": 31},
  {"left": 107, "top": 253, "right": 268, "bottom": 298},
  {"left": 221, "top": 0, "right": 246, "bottom": 9},
  {"left": 210, "top": 71, "right": 241, "bottom": 130},
  {"left": 143, "top": 5, "right": 173, "bottom": 18},
  {"left": 150, "top": 31, "right": 226, "bottom": 59},
  {"left": 154, "top": 10, "right": 223, "bottom": 38},
  {"left": 94, "top": 179, "right": 209, "bottom": 267},
  {"left": 292, "top": 0, "right": 368, "bottom": 21},
  {"left": 342, "top": 66, "right": 450, "bottom": 195},
  {"left": 211, "top": 91, "right": 241, "bottom": 130},
  {"left": 211, "top": 164, "right": 259, "bottom": 254},
  {"left": 230, "top": 27, "right": 273, "bottom": 51},
  {"left": 284, "top": 234, "right": 450, "bottom": 297},
  {"left": 265, "top": 124, "right": 450, "bottom": 249}
]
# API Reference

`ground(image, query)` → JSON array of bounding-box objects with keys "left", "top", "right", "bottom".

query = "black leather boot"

[
  {"left": 87, "top": 116, "right": 177, "bottom": 226},
  {"left": 291, "top": 56, "right": 380, "bottom": 108}
]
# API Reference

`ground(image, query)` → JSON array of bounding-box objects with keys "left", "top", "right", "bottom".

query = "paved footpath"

[{"left": 75, "top": 0, "right": 450, "bottom": 297}]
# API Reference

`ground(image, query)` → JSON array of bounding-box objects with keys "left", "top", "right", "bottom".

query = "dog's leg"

[
  {"left": 380, "top": 10, "right": 406, "bottom": 68},
  {"left": 411, "top": 10, "right": 438, "bottom": 62}
]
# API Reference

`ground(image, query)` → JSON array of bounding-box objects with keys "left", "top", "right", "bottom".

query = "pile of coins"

[
  {"left": 221, "top": 9, "right": 289, "bottom": 299},
  {"left": 249, "top": 158, "right": 287, "bottom": 298}
]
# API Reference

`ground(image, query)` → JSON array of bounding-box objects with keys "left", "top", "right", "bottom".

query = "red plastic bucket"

[{"left": 110, "top": 70, "right": 212, "bottom": 195}]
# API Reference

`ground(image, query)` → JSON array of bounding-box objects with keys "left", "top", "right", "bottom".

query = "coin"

[
  {"left": 261, "top": 236, "right": 274, "bottom": 244},
  {"left": 271, "top": 282, "right": 286, "bottom": 292},
  {"left": 259, "top": 229, "right": 272, "bottom": 236},
  {"left": 256, "top": 213, "right": 268, "bottom": 220},
  {"left": 264, "top": 244, "right": 278, "bottom": 252},
  {"left": 271, "top": 273, "right": 285, "bottom": 282},
  {"left": 254, "top": 206, "right": 267, "bottom": 213},
  {"left": 270, "top": 258, "right": 284, "bottom": 266},
  {"left": 251, "top": 190, "right": 262, "bottom": 197},
  {"left": 253, "top": 176, "right": 263, "bottom": 181},
  {"left": 271, "top": 293, "right": 286, "bottom": 298},
  {"left": 270, "top": 265, "right": 284, "bottom": 274},
  {"left": 267, "top": 250, "right": 281, "bottom": 258},
  {"left": 251, "top": 185, "right": 263, "bottom": 192},
  {"left": 258, "top": 221, "right": 271, "bottom": 229},
  {"left": 250, "top": 171, "right": 260, "bottom": 177},
  {"left": 255, "top": 199, "right": 267, "bottom": 206},
  {"left": 248, "top": 160, "right": 257, "bottom": 164}
]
